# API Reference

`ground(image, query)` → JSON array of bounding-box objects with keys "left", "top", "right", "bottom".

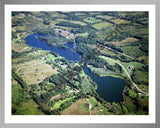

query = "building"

[
  {"left": 138, "top": 93, "right": 142, "bottom": 98},
  {"left": 128, "top": 65, "right": 134, "bottom": 70},
  {"left": 86, "top": 103, "right": 92, "bottom": 110}
]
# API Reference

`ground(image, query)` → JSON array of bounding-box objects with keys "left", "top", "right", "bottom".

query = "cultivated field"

[
  {"left": 13, "top": 59, "right": 58, "bottom": 84},
  {"left": 111, "top": 18, "right": 130, "bottom": 24},
  {"left": 109, "top": 37, "right": 139, "bottom": 46},
  {"left": 61, "top": 98, "right": 90, "bottom": 115},
  {"left": 92, "top": 21, "right": 113, "bottom": 30}
]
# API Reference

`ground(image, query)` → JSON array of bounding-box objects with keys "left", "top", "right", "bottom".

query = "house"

[
  {"left": 68, "top": 88, "right": 79, "bottom": 93},
  {"left": 128, "top": 65, "right": 134, "bottom": 70},
  {"left": 70, "top": 63, "right": 74, "bottom": 67},
  {"left": 73, "top": 75, "right": 77, "bottom": 78},
  {"left": 74, "top": 88, "right": 79, "bottom": 93},
  {"left": 138, "top": 93, "right": 142, "bottom": 98},
  {"left": 131, "top": 86, "right": 134, "bottom": 90},
  {"left": 86, "top": 103, "right": 92, "bottom": 110}
]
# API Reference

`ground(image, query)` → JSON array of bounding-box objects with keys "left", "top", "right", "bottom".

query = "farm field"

[
  {"left": 83, "top": 17, "right": 102, "bottom": 24},
  {"left": 110, "top": 18, "right": 130, "bottom": 24},
  {"left": 15, "top": 59, "right": 58, "bottom": 84},
  {"left": 92, "top": 21, "right": 113, "bottom": 30}
]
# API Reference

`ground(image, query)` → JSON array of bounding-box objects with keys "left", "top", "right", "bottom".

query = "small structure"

[
  {"left": 68, "top": 88, "right": 79, "bottom": 93},
  {"left": 73, "top": 75, "right": 77, "bottom": 78},
  {"left": 70, "top": 63, "right": 74, "bottom": 67},
  {"left": 86, "top": 103, "right": 92, "bottom": 110},
  {"left": 131, "top": 86, "right": 134, "bottom": 90},
  {"left": 128, "top": 65, "right": 134, "bottom": 70},
  {"left": 138, "top": 93, "right": 142, "bottom": 98},
  {"left": 74, "top": 88, "right": 79, "bottom": 93}
]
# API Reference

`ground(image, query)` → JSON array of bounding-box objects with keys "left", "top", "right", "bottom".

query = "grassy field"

[
  {"left": 109, "top": 37, "right": 139, "bottom": 46},
  {"left": 92, "top": 21, "right": 113, "bottom": 30},
  {"left": 96, "top": 15, "right": 115, "bottom": 20},
  {"left": 120, "top": 61, "right": 145, "bottom": 72},
  {"left": 46, "top": 53, "right": 60, "bottom": 60},
  {"left": 76, "top": 32, "right": 89, "bottom": 37},
  {"left": 87, "top": 65, "right": 122, "bottom": 78},
  {"left": 13, "top": 58, "right": 58, "bottom": 84},
  {"left": 121, "top": 46, "right": 145, "bottom": 58},
  {"left": 61, "top": 98, "right": 90, "bottom": 115},
  {"left": 69, "top": 20, "right": 87, "bottom": 26},
  {"left": 51, "top": 96, "right": 75, "bottom": 110},
  {"left": 61, "top": 97, "right": 109, "bottom": 115},
  {"left": 111, "top": 18, "right": 130, "bottom": 24},
  {"left": 99, "top": 56, "right": 116, "bottom": 65},
  {"left": 12, "top": 84, "right": 45, "bottom": 115},
  {"left": 84, "top": 17, "right": 102, "bottom": 24}
]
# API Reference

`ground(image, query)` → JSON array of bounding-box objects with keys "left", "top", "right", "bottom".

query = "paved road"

[{"left": 106, "top": 57, "right": 148, "bottom": 96}]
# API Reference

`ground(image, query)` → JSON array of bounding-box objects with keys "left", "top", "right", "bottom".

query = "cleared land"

[
  {"left": 109, "top": 37, "right": 139, "bottom": 46},
  {"left": 110, "top": 18, "right": 130, "bottom": 24},
  {"left": 61, "top": 98, "right": 90, "bottom": 115},
  {"left": 92, "top": 21, "right": 113, "bottom": 30},
  {"left": 84, "top": 17, "right": 102, "bottom": 24},
  {"left": 96, "top": 15, "right": 115, "bottom": 20},
  {"left": 61, "top": 97, "right": 109, "bottom": 115},
  {"left": 14, "top": 59, "right": 58, "bottom": 84}
]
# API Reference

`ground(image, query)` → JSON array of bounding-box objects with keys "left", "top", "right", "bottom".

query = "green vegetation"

[
  {"left": 33, "top": 27, "right": 56, "bottom": 36},
  {"left": 12, "top": 11, "right": 149, "bottom": 115},
  {"left": 51, "top": 97, "right": 75, "bottom": 110},
  {"left": 131, "top": 66, "right": 148, "bottom": 85},
  {"left": 84, "top": 17, "right": 102, "bottom": 24},
  {"left": 56, "top": 21, "right": 83, "bottom": 28},
  {"left": 12, "top": 84, "right": 45, "bottom": 115},
  {"left": 92, "top": 21, "right": 113, "bottom": 30}
]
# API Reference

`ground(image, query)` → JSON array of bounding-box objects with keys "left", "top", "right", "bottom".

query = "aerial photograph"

[{"left": 11, "top": 11, "right": 149, "bottom": 115}]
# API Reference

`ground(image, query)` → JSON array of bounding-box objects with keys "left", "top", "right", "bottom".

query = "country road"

[{"left": 106, "top": 57, "right": 148, "bottom": 96}]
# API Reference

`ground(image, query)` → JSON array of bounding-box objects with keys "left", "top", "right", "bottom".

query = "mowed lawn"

[{"left": 92, "top": 21, "right": 113, "bottom": 30}]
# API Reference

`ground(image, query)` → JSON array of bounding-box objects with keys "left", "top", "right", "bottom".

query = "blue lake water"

[
  {"left": 25, "top": 33, "right": 81, "bottom": 61},
  {"left": 84, "top": 66, "right": 126, "bottom": 102},
  {"left": 25, "top": 33, "right": 126, "bottom": 102}
]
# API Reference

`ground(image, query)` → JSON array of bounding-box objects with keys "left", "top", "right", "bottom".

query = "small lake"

[
  {"left": 25, "top": 33, "right": 126, "bottom": 102},
  {"left": 84, "top": 66, "right": 126, "bottom": 102},
  {"left": 25, "top": 33, "right": 81, "bottom": 61}
]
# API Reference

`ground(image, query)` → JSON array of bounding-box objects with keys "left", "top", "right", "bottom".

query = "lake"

[
  {"left": 84, "top": 66, "right": 126, "bottom": 102},
  {"left": 25, "top": 33, "right": 126, "bottom": 102},
  {"left": 25, "top": 33, "right": 81, "bottom": 61}
]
